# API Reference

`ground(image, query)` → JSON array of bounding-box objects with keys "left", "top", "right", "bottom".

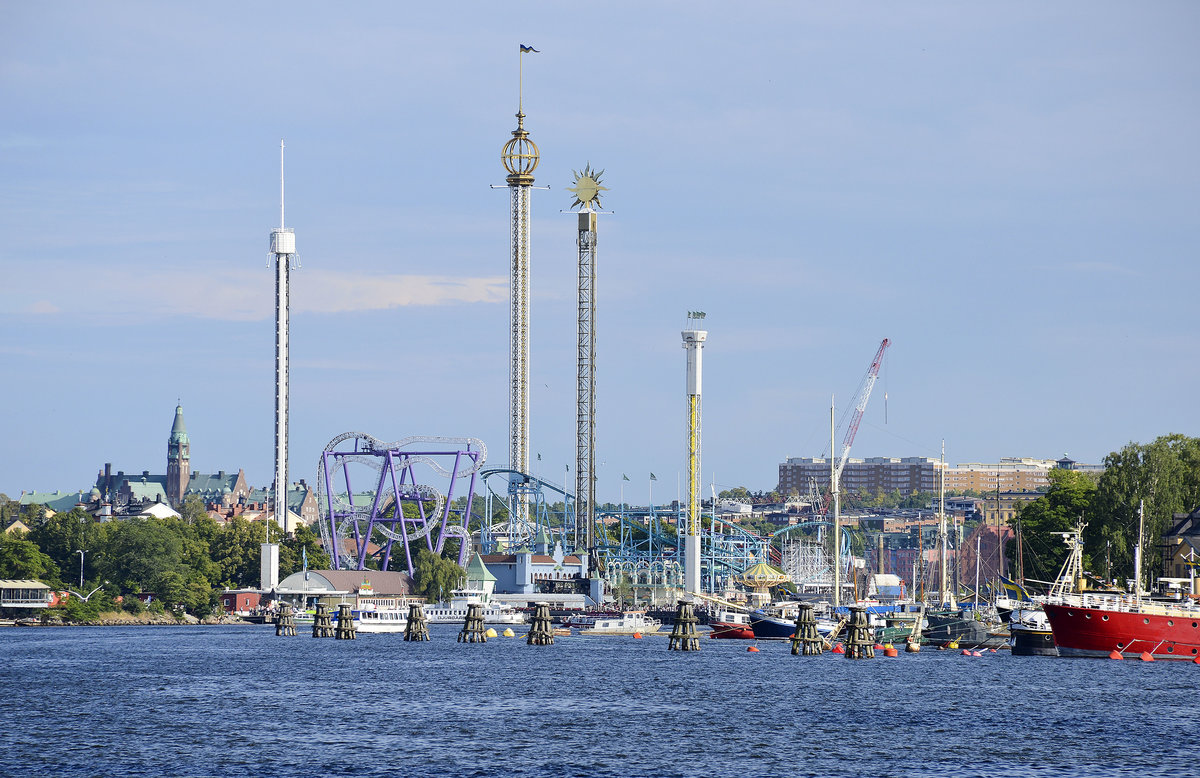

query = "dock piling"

[
  {"left": 312, "top": 602, "right": 335, "bottom": 638},
  {"left": 404, "top": 603, "right": 430, "bottom": 641},
  {"left": 527, "top": 602, "right": 555, "bottom": 646},
  {"left": 275, "top": 602, "right": 296, "bottom": 637},
  {"left": 667, "top": 600, "right": 701, "bottom": 651},
  {"left": 458, "top": 602, "right": 487, "bottom": 643},
  {"left": 335, "top": 603, "right": 357, "bottom": 640},
  {"left": 790, "top": 602, "right": 824, "bottom": 655},
  {"left": 844, "top": 605, "right": 875, "bottom": 659}
]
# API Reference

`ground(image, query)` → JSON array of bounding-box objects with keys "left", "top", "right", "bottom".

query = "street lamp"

[{"left": 75, "top": 549, "right": 87, "bottom": 589}]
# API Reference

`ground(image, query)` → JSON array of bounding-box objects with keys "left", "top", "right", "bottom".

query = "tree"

[
  {"left": 280, "top": 523, "right": 330, "bottom": 577},
  {"left": 1015, "top": 469, "right": 1098, "bottom": 582},
  {"left": 0, "top": 531, "right": 60, "bottom": 581},
  {"left": 718, "top": 487, "right": 752, "bottom": 503},
  {"left": 1088, "top": 434, "right": 1200, "bottom": 581},
  {"left": 410, "top": 547, "right": 464, "bottom": 603}
]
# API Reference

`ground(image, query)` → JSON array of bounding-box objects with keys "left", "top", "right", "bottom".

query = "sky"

[{"left": 2, "top": 2, "right": 1198, "bottom": 504}]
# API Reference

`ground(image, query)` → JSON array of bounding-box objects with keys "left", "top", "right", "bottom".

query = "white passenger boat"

[
  {"left": 353, "top": 604, "right": 408, "bottom": 633},
  {"left": 424, "top": 590, "right": 527, "bottom": 625},
  {"left": 579, "top": 611, "right": 662, "bottom": 635}
]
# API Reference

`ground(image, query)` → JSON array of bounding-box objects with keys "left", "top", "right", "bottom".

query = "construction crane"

[{"left": 815, "top": 338, "right": 891, "bottom": 517}]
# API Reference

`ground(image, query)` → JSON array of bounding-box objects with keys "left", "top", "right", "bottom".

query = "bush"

[{"left": 122, "top": 597, "right": 145, "bottom": 615}]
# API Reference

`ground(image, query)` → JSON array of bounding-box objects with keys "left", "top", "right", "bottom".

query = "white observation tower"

[{"left": 270, "top": 140, "right": 296, "bottom": 536}]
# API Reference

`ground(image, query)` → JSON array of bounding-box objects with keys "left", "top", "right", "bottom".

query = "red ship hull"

[
  {"left": 708, "top": 621, "right": 756, "bottom": 639},
  {"left": 1043, "top": 600, "right": 1200, "bottom": 660}
]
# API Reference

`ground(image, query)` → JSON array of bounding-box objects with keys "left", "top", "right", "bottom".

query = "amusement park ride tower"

[
  {"left": 270, "top": 140, "right": 296, "bottom": 535},
  {"left": 682, "top": 314, "right": 707, "bottom": 594},
  {"left": 500, "top": 47, "right": 542, "bottom": 522},
  {"left": 568, "top": 164, "right": 608, "bottom": 553}
]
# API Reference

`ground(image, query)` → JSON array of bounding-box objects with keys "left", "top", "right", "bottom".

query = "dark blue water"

[{"left": 1, "top": 624, "right": 1195, "bottom": 777}]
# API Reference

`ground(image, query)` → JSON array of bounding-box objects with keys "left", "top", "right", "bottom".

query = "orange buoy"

[
  {"left": 971, "top": 650, "right": 983, "bottom": 657},
  {"left": 632, "top": 632, "right": 643, "bottom": 639},
  {"left": 1140, "top": 651, "right": 1154, "bottom": 662},
  {"left": 747, "top": 645, "right": 760, "bottom": 652},
  {"left": 873, "top": 643, "right": 884, "bottom": 651},
  {"left": 1193, "top": 656, "right": 1200, "bottom": 665},
  {"left": 1108, "top": 650, "right": 1123, "bottom": 660},
  {"left": 961, "top": 649, "right": 972, "bottom": 656},
  {"left": 883, "top": 646, "right": 898, "bottom": 658},
  {"left": 831, "top": 643, "right": 845, "bottom": 654}
]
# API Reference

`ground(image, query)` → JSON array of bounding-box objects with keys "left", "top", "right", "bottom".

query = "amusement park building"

[{"left": 480, "top": 531, "right": 603, "bottom": 606}]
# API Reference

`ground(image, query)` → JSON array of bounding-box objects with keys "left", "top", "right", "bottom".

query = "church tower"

[{"left": 166, "top": 404, "right": 190, "bottom": 508}]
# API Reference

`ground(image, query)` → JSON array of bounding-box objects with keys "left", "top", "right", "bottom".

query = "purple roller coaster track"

[{"left": 315, "top": 432, "right": 486, "bottom": 576}]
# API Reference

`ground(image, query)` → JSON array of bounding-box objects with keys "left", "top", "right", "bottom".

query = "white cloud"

[{"left": 0, "top": 263, "right": 506, "bottom": 322}]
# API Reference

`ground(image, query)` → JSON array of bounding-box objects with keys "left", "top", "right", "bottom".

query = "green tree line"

[
  {"left": 0, "top": 495, "right": 328, "bottom": 617},
  {"left": 1015, "top": 434, "right": 1200, "bottom": 586}
]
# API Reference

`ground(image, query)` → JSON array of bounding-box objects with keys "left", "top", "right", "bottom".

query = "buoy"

[
  {"left": 502, "top": 627, "right": 515, "bottom": 638},
  {"left": 971, "top": 650, "right": 983, "bottom": 657},
  {"left": 1108, "top": 650, "right": 1123, "bottom": 660},
  {"left": 831, "top": 643, "right": 845, "bottom": 654},
  {"left": 1140, "top": 651, "right": 1154, "bottom": 662},
  {"left": 961, "top": 649, "right": 972, "bottom": 656},
  {"left": 873, "top": 643, "right": 885, "bottom": 651},
  {"left": 947, "top": 640, "right": 959, "bottom": 649},
  {"left": 884, "top": 646, "right": 898, "bottom": 658},
  {"left": 747, "top": 645, "right": 760, "bottom": 652},
  {"left": 1193, "top": 656, "right": 1200, "bottom": 665},
  {"left": 632, "top": 631, "right": 643, "bottom": 639},
  {"left": 905, "top": 640, "right": 920, "bottom": 653},
  {"left": 484, "top": 627, "right": 498, "bottom": 638}
]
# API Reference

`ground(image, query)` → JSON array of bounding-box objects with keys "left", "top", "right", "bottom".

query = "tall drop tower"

[
  {"left": 568, "top": 165, "right": 608, "bottom": 552},
  {"left": 270, "top": 141, "right": 296, "bottom": 535},
  {"left": 682, "top": 312, "right": 707, "bottom": 594},
  {"left": 501, "top": 46, "right": 540, "bottom": 521}
]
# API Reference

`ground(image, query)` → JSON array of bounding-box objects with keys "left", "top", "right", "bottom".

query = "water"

[{"left": 1, "top": 624, "right": 1195, "bottom": 777}]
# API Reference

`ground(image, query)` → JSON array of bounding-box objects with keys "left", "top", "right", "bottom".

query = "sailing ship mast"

[{"left": 938, "top": 440, "right": 956, "bottom": 608}]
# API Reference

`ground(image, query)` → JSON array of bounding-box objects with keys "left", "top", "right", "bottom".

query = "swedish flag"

[{"left": 999, "top": 575, "right": 1032, "bottom": 601}]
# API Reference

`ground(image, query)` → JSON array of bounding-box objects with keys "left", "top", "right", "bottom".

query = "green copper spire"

[{"left": 168, "top": 404, "right": 189, "bottom": 460}]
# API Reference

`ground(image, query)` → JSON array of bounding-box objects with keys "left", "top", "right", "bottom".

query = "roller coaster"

[{"left": 316, "top": 432, "right": 851, "bottom": 594}]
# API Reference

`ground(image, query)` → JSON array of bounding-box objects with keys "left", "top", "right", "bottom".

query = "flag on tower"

[
  {"left": 622, "top": 474, "right": 630, "bottom": 481},
  {"left": 650, "top": 472, "right": 657, "bottom": 481},
  {"left": 520, "top": 44, "right": 540, "bottom": 53}
]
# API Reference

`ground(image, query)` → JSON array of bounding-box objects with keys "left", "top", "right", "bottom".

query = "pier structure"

[
  {"left": 789, "top": 602, "right": 824, "bottom": 655},
  {"left": 404, "top": 603, "right": 430, "bottom": 641},
  {"left": 335, "top": 603, "right": 356, "bottom": 640},
  {"left": 312, "top": 602, "right": 335, "bottom": 638},
  {"left": 844, "top": 605, "right": 875, "bottom": 659},
  {"left": 458, "top": 602, "right": 487, "bottom": 643},
  {"left": 315, "top": 432, "right": 484, "bottom": 575},
  {"left": 527, "top": 602, "right": 555, "bottom": 646},
  {"left": 667, "top": 600, "right": 701, "bottom": 651},
  {"left": 275, "top": 602, "right": 296, "bottom": 637},
  {"left": 682, "top": 314, "right": 707, "bottom": 595}
]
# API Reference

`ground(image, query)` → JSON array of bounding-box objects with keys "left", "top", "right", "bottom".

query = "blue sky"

[{"left": 2, "top": 2, "right": 1197, "bottom": 503}]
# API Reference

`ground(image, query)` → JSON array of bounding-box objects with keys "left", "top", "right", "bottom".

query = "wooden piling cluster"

[
  {"left": 458, "top": 602, "right": 487, "bottom": 643},
  {"left": 311, "top": 602, "right": 336, "bottom": 638},
  {"left": 527, "top": 602, "right": 555, "bottom": 646},
  {"left": 789, "top": 602, "right": 824, "bottom": 655},
  {"left": 404, "top": 603, "right": 430, "bottom": 641},
  {"left": 844, "top": 605, "right": 875, "bottom": 659},
  {"left": 335, "top": 603, "right": 357, "bottom": 640},
  {"left": 275, "top": 602, "right": 296, "bottom": 637},
  {"left": 667, "top": 601, "right": 701, "bottom": 651}
]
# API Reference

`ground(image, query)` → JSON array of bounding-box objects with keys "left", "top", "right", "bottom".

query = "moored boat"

[
  {"left": 1009, "top": 607, "right": 1057, "bottom": 657},
  {"left": 353, "top": 604, "right": 408, "bottom": 633},
  {"left": 1043, "top": 596, "right": 1200, "bottom": 659},
  {"left": 579, "top": 611, "right": 661, "bottom": 635},
  {"left": 709, "top": 610, "right": 754, "bottom": 639}
]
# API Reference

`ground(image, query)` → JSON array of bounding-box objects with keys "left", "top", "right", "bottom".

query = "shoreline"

[{"left": 1, "top": 612, "right": 256, "bottom": 628}]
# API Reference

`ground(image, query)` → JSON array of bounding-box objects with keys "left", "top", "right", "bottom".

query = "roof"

[
  {"left": 276, "top": 569, "right": 414, "bottom": 596},
  {"left": 246, "top": 484, "right": 312, "bottom": 511},
  {"left": 169, "top": 404, "right": 189, "bottom": 443},
  {"left": 465, "top": 554, "right": 496, "bottom": 582},
  {"left": 738, "top": 562, "right": 789, "bottom": 586},
  {"left": 185, "top": 471, "right": 241, "bottom": 496},
  {"left": 137, "top": 503, "right": 181, "bottom": 520},
  {"left": 19, "top": 491, "right": 88, "bottom": 513},
  {"left": 0, "top": 580, "right": 51, "bottom": 590}
]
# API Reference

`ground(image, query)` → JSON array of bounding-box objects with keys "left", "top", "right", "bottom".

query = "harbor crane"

[{"left": 815, "top": 338, "right": 891, "bottom": 516}]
